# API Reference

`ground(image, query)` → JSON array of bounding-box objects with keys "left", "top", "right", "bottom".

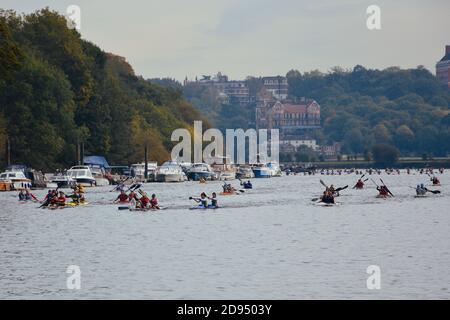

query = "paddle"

[
  {"left": 320, "top": 179, "right": 327, "bottom": 188},
  {"left": 370, "top": 178, "right": 379, "bottom": 188},
  {"left": 126, "top": 183, "right": 142, "bottom": 193},
  {"left": 425, "top": 188, "right": 441, "bottom": 194},
  {"left": 380, "top": 178, "right": 394, "bottom": 197},
  {"left": 110, "top": 176, "right": 131, "bottom": 192},
  {"left": 335, "top": 185, "right": 348, "bottom": 193}
]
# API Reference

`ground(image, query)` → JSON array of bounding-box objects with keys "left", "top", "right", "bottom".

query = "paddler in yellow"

[{"left": 76, "top": 184, "right": 85, "bottom": 193}]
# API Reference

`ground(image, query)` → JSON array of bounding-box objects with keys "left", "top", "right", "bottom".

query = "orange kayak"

[{"left": 219, "top": 191, "right": 236, "bottom": 196}]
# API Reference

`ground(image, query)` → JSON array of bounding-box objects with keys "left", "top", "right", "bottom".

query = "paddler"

[
  {"left": 376, "top": 185, "right": 390, "bottom": 197},
  {"left": 150, "top": 194, "right": 160, "bottom": 209},
  {"left": 354, "top": 179, "right": 364, "bottom": 189},
  {"left": 431, "top": 176, "right": 440, "bottom": 185},
  {"left": 114, "top": 190, "right": 129, "bottom": 203},
  {"left": 416, "top": 184, "right": 427, "bottom": 196},
  {"left": 54, "top": 191, "right": 67, "bottom": 206},
  {"left": 320, "top": 190, "right": 335, "bottom": 204},
  {"left": 243, "top": 180, "right": 252, "bottom": 189},
  {"left": 18, "top": 190, "right": 26, "bottom": 201},
  {"left": 139, "top": 193, "right": 150, "bottom": 209},
  {"left": 208, "top": 192, "right": 218, "bottom": 208},
  {"left": 191, "top": 192, "right": 208, "bottom": 207}
]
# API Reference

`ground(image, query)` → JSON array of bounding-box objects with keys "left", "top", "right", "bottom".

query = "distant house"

[
  {"left": 436, "top": 45, "right": 450, "bottom": 88},
  {"left": 319, "top": 143, "right": 342, "bottom": 158},
  {"left": 262, "top": 76, "right": 288, "bottom": 101},
  {"left": 280, "top": 138, "right": 318, "bottom": 151},
  {"left": 185, "top": 72, "right": 250, "bottom": 106},
  {"left": 256, "top": 99, "right": 321, "bottom": 133}
]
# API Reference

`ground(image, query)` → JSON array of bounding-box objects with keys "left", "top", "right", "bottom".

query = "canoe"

[
  {"left": 67, "top": 201, "right": 89, "bottom": 207},
  {"left": 314, "top": 201, "right": 339, "bottom": 207},
  {"left": 129, "top": 207, "right": 161, "bottom": 212},
  {"left": 189, "top": 205, "right": 218, "bottom": 210},
  {"left": 219, "top": 192, "right": 236, "bottom": 196}
]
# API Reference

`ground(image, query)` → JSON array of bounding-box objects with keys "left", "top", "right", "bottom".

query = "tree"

[
  {"left": 371, "top": 144, "right": 400, "bottom": 167},
  {"left": 394, "top": 125, "right": 415, "bottom": 153},
  {"left": 373, "top": 123, "right": 392, "bottom": 144}
]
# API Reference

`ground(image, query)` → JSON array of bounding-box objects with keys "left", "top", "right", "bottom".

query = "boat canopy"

[{"left": 83, "top": 155, "right": 110, "bottom": 168}]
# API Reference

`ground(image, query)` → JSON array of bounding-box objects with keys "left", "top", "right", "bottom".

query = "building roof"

[
  {"left": 439, "top": 53, "right": 450, "bottom": 62},
  {"left": 272, "top": 100, "right": 319, "bottom": 113}
]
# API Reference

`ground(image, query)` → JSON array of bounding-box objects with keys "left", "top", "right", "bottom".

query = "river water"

[{"left": 1, "top": 172, "right": 449, "bottom": 299}]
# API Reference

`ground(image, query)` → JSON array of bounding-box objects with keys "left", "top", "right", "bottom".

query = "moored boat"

[
  {"left": 67, "top": 166, "right": 96, "bottom": 187},
  {"left": 47, "top": 171, "right": 76, "bottom": 188},
  {"left": 89, "top": 165, "right": 110, "bottom": 186},
  {"left": 236, "top": 166, "right": 255, "bottom": 179},
  {"left": 267, "top": 161, "right": 282, "bottom": 177},
  {"left": 186, "top": 163, "right": 216, "bottom": 181},
  {"left": 130, "top": 162, "right": 158, "bottom": 182},
  {"left": 155, "top": 161, "right": 184, "bottom": 182},
  {"left": 252, "top": 163, "right": 271, "bottom": 178},
  {"left": 0, "top": 170, "right": 32, "bottom": 190}
]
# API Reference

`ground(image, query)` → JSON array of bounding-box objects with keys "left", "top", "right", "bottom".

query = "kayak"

[
  {"left": 314, "top": 201, "right": 339, "bottom": 207},
  {"left": 189, "top": 205, "right": 219, "bottom": 210},
  {"left": 129, "top": 207, "right": 161, "bottom": 212},
  {"left": 219, "top": 192, "right": 236, "bottom": 196},
  {"left": 414, "top": 195, "right": 428, "bottom": 198},
  {"left": 67, "top": 201, "right": 89, "bottom": 207},
  {"left": 41, "top": 205, "right": 73, "bottom": 210},
  {"left": 376, "top": 195, "right": 391, "bottom": 199}
]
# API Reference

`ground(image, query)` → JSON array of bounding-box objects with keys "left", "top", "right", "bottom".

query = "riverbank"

[{"left": 282, "top": 158, "right": 450, "bottom": 169}]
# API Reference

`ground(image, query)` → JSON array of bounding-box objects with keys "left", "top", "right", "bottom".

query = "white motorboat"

[
  {"left": 89, "top": 165, "right": 110, "bottom": 186},
  {"left": 186, "top": 163, "right": 216, "bottom": 181},
  {"left": 67, "top": 166, "right": 96, "bottom": 187},
  {"left": 267, "top": 161, "right": 282, "bottom": 177},
  {"left": 0, "top": 170, "right": 32, "bottom": 190},
  {"left": 236, "top": 166, "right": 255, "bottom": 179},
  {"left": 209, "top": 156, "right": 236, "bottom": 181},
  {"left": 155, "top": 161, "right": 184, "bottom": 182},
  {"left": 130, "top": 162, "right": 158, "bottom": 182},
  {"left": 47, "top": 171, "right": 76, "bottom": 188}
]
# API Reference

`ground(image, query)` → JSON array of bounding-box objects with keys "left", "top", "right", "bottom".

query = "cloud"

[{"left": 2, "top": 0, "right": 449, "bottom": 80}]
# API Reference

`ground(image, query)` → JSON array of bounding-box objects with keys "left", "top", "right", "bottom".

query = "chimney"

[{"left": 446, "top": 45, "right": 450, "bottom": 55}]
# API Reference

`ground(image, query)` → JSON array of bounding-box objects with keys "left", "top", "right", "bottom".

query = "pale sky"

[{"left": 2, "top": 0, "right": 449, "bottom": 81}]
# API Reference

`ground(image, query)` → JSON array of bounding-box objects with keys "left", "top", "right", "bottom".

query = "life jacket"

[
  {"left": 140, "top": 196, "right": 150, "bottom": 206},
  {"left": 150, "top": 198, "right": 158, "bottom": 206},
  {"left": 118, "top": 193, "right": 128, "bottom": 202}
]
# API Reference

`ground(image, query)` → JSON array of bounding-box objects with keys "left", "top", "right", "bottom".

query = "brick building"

[
  {"left": 436, "top": 45, "right": 450, "bottom": 88},
  {"left": 256, "top": 99, "right": 321, "bottom": 133}
]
